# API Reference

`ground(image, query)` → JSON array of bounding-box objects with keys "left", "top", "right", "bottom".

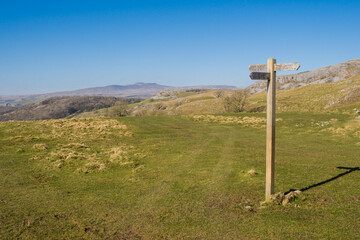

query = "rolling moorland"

[
  {"left": 0, "top": 83, "right": 237, "bottom": 107},
  {"left": 0, "top": 60, "right": 359, "bottom": 239},
  {"left": 126, "top": 59, "right": 360, "bottom": 116}
]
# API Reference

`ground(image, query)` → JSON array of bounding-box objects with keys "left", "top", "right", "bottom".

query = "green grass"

[{"left": 0, "top": 113, "right": 359, "bottom": 239}]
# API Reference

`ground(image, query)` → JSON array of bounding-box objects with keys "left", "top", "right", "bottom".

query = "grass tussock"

[
  {"left": 32, "top": 143, "right": 48, "bottom": 150},
  {"left": 6, "top": 118, "right": 144, "bottom": 173},
  {"left": 191, "top": 115, "right": 282, "bottom": 128},
  {"left": 320, "top": 116, "right": 360, "bottom": 138}
]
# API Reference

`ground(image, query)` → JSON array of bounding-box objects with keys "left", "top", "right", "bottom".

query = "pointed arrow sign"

[
  {"left": 248, "top": 64, "right": 267, "bottom": 72},
  {"left": 249, "top": 62, "right": 300, "bottom": 72},
  {"left": 249, "top": 72, "right": 270, "bottom": 80},
  {"left": 275, "top": 62, "right": 300, "bottom": 71}
]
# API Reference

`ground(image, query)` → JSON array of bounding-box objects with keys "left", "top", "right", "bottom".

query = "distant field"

[{"left": 0, "top": 113, "right": 359, "bottom": 239}]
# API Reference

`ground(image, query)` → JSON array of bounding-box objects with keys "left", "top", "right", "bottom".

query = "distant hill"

[
  {"left": 43, "top": 82, "right": 173, "bottom": 98},
  {"left": 0, "top": 96, "right": 142, "bottom": 121},
  {"left": 0, "top": 82, "right": 238, "bottom": 106}
]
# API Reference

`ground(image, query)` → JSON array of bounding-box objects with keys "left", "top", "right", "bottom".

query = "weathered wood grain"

[
  {"left": 249, "top": 64, "right": 267, "bottom": 72},
  {"left": 266, "top": 58, "right": 276, "bottom": 201},
  {"left": 249, "top": 62, "right": 300, "bottom": 72},
  {"left": 249, "top": 72, "right": 270, "bottom": 80},
  {"left": 275, "top": 62, "right": 300, "bottom": 71}
]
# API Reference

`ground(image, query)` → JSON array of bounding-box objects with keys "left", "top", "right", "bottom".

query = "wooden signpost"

[{"left": 249, "top": 58, "right": 300, "bottom": 201}]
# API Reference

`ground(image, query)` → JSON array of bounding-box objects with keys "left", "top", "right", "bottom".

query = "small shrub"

[
  {"left": 154, "top": 103, "right": 167, "bottom": 111},
  {"left": 107, "top": 100, "right": 129, "bottom": 117},
  {"left": 223, "top": 90, "right": 249, "bottom": 113},
  {"left": 133, "top": 108, "right": 147, "bottom": 116},
  {"left": 214, "top": 90, "right": 225, "bottom": 98}
]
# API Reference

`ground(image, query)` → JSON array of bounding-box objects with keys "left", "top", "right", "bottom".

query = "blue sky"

[{"left": 0, "top": 0, "right": 359, "bottom": 95}]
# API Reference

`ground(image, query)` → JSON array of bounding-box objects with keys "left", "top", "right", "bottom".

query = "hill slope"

[
  {"left": 128, "top": 60, "right": 360, "bottom": 115},
  {"left": 248, "top": 59, "right": 360, "bottom": 94},
  {"left": 248, "top": 74, "right": 360, "bottom": 113}
]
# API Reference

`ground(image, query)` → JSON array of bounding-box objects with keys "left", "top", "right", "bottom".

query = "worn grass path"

[{"left": 0, "top": 113, "right": 359, "bottom": 239}]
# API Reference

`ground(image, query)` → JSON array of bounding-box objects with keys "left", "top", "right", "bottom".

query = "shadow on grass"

[{"left": 285, "top": 166, "right": 359, "bottom": 194}]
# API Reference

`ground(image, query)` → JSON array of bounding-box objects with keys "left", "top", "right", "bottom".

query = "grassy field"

[{"left": 0, "top": 113, "right": 359, "bottom": 239}]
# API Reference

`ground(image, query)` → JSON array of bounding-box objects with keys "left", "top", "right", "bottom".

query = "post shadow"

[{"left": 285, "top": 166, "right": 359, "bottom": 195}]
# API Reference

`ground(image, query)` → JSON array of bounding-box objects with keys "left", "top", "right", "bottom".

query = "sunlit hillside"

[{"left": 127, "top": 73, "right": 360, "bottom": 116}]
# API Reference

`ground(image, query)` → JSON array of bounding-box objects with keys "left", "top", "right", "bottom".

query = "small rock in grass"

[
  {"left": 247, "top": 169, "right": 258, "bottom": 176},
  {"left": 270, "top": 192, "right": 285, "bottom": 205},
  {"left": 244, "top": 205, "right": 254, "bottom": 212},
  {"left": 282, "top": 190, "right": 302, "bottom": 206}
]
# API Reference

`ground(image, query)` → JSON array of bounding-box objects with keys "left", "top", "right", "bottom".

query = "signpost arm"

[{"left": 266, "top": 58, "right": 276, "bottom": 201}]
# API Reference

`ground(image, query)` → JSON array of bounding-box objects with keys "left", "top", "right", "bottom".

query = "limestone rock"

[
  {"left": 247, "top": 59, "right": 360, "bottom": 94},
  {"left": 270, "top": 190, "right": 302, "bottom": 206}
]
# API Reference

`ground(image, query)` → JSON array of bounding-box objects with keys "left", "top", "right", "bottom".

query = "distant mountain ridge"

[
  {"left": 42, "top": 82, "right": 173, "bottom": 98},
  {"left": 0, "top": 82, "right": 237, "bottom": 106}
]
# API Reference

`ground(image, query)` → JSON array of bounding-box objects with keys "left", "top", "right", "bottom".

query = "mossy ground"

[{"left": 0, "top": 113, "right": 359, "bottom": 239}]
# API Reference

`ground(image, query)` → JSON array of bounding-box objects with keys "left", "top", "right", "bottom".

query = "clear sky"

[{"left": 1, "top": 0, "right": 359, "bottom": 95}]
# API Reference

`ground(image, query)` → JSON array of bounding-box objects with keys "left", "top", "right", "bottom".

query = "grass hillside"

[
  {"left": 249, "top": 73, "right": 360, "bottom": 113},
  {"left": 129, "top": 74, "right": 360, "bottom": 116},
  {"left": 1, "top": 113, "right": 359, "bottom": 239},
  {"left": 131, "top": 89, "right": 234, "bottom": 116}
]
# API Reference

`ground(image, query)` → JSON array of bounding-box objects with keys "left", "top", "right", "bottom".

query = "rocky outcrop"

[{"left": 248, "top": 59, "right": 360, "bottom": 94}]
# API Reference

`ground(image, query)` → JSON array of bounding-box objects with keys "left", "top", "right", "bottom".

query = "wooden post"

[
  {"left": 266, "top": 58, "right": 276, "bottom": 201},
  {"left": 248, "top": 59, "right": 299, "bottom": 201}
]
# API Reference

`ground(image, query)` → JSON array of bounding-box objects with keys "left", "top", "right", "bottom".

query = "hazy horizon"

[{"left": 0, "top": 81, "right": 242, "bottom": 97}]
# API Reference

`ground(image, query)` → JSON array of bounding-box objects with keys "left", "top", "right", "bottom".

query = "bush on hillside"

[
  {"left": 107, "top": 100, "right": 129, "bottom": 117},
  {"left": 223, "top": 90, "right": 248, "bottom": 113}
]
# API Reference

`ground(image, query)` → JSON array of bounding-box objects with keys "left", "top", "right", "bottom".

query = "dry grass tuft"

[
  {"left": 62, "top": 143, "right": 90, "bottom": 149},
  {"left": 320, "top": 117, "right": 360, "bottom": 137},
  {"left": 22, "top": 118, "right": 143, "bottom": 172},
  {"left": 34, "top": 118, "right": 131, "bottom": 140},
  {"left": 191, "top": 115, "right": 282, "bottom": 128},
  {"left": 32, "top": 143, "right": 48, "bottom": 150},
  {"left": 321, "top": 127, "right": 348, "bottom": 135},
  {"left": 77, "top": 162, "right": 107, "bottom": 173},
  {"left": 108, "top": 147, "right": 128, "bottom": 162}
]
